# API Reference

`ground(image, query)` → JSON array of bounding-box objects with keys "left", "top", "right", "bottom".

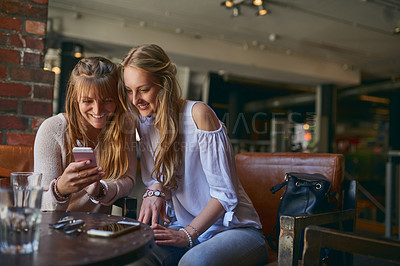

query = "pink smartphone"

[{"left": 72, "top": 147, "right": 97, "bottom": 170}]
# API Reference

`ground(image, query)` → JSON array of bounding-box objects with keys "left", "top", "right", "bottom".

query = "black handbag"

[{"left": 267, "top": 172, "right": 336, "bottom": 252}]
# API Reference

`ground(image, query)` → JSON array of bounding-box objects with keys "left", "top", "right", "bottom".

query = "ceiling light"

[
  {"left": 221, "top": 0, "right": 269, "bottom": 17},
  {"left": 73, "top": 45, "right": 83, "bottom": 58},
  {"left": 224, "top": 0, "right": 234, "bottom": 7},
  {"left": 52, "top": 66, "right": 61, "bottom": 75},
  {"left": 257, "top": 5, "right": 268, "bottom": 16}
]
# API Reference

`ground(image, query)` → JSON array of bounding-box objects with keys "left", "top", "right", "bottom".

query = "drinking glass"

[
  {"left": 10, "top": 172, "right": 42, "bottom": 189},
  {"left": 0, "top": 186, "right": 43, "bottom": 254}
]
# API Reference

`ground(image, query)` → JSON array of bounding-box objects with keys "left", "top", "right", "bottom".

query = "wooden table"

[{"left": 0, "top": 210, "right": 154, "bottom": 265}]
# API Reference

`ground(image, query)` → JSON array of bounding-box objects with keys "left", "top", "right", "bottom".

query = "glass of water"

[
  {"left": 10, "top": 172, "right": 42, "bottom": 189},
  {"left": 0, "top": 172, "right": 43, "bottom": 254}
]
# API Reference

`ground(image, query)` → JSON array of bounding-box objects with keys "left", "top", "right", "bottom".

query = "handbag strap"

[{"left": 270, "top": 179, "right": 288, "bottom": 194}]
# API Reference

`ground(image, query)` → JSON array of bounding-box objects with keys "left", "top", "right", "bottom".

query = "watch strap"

[{"left": 143, "top": 188, "right": 166, "bottom": 199}]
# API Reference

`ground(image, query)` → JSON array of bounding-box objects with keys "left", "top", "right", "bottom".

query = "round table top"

[{"left": 0, "top": 210, "right": 154, "bottom": 266}]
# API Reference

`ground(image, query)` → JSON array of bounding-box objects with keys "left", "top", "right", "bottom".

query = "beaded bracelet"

[
  {"left": 187, "top": 224, "right": 200, "bottom": 238},
  {"left": 179, "top": 228, "right": 193, "bottom": 249},
  {"left": 88, "top": 182, "right": 105, "bottom": 201},
  {"left": 53, "top": 176, "right": 70, "bottom": 201}
]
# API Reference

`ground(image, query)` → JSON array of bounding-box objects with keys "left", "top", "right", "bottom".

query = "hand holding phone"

[
  {"left": 87, "top": 221, "right": 141, "bottom": 237},
  {"left": 72, "top": 147, "right": 97, "bottom": 170}
]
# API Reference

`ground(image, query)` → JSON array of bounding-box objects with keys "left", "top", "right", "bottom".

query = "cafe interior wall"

[{"left": 0, "top": 0, "right": 54, "bottom": 146}]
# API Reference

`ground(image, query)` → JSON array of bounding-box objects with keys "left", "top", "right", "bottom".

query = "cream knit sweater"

[{"left": 34, "top": 113, "right": 137, "bottom": 214}]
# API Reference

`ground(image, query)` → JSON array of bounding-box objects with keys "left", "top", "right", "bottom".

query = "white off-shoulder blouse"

[{"left": 139, "top": 100, "right": 261, "bottom": 242}]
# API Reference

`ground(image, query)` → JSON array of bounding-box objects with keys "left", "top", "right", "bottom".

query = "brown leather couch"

[
  {"left": 0, "top": 145, "right": 34, "bottom": 186},
  {"left": 235, "top": 152, "right": 349, "bottom": 265}
]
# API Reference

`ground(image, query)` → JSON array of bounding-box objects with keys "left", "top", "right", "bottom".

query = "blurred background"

[{"left": 2, "top": 0, "right": 400, "bottom": 240}]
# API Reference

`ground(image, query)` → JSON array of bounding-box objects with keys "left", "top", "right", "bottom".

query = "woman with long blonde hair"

[
  {"left": 34, "top": 57, "right": 137, "bottom": 213},
  {"left": 121, "top": 44, "right": 267, "bottom": 265}
]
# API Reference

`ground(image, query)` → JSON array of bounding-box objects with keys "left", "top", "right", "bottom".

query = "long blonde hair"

[
  {"left": 121, "top": 44, "right": 182, "bottom": 190},
  {"left": 65, "top": 57, "right": 134, "bottom": 181}
]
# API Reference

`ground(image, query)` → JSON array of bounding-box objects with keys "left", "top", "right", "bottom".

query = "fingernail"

[
  {"left": 98, "top": 167, "right": 102, "bottom": 171},
  {"left": 86, "top": 160, "right": 90, "bottom": 164}
]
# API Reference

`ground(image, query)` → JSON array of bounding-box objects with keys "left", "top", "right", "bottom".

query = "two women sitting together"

[{"left": 34, "top": 44, "right": 268, "bottom": 266}]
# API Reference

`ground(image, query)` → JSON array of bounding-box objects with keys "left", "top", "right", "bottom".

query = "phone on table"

[
  {"left": 87, "top": 221, "right": 141, "bottom": 237},
  {"left": 72, "top": 147, "right": 97, "bottom": 170}
]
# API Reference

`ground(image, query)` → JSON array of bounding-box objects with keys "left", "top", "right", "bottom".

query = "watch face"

[{"left": 154, "top": 191, "right": 160, "bottom": 196}]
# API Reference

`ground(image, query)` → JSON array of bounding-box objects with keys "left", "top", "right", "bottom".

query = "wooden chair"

[
  {"left": 235, "top": 152, "right": 357, "bottom": 266},
  {"left": 302, "top": 225, "right": 400, "bottom": 265},
  {"left": 0, "top": 144, "right": 137, "bottom": 219}
]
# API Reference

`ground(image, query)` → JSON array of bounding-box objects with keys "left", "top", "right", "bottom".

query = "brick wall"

[{"left": 0, "top": 0, "right": 54, "bottom": 146}]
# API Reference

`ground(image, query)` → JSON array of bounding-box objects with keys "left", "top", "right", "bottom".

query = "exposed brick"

[
  {"left": 10, "top": 67, "right": 55, "bottom": 84},
  {"left": 22, "top": 100, "right": 51, "bottom": 116},
  {"left": 0, "top": 0, "right": 51, "bottom": 143},
  {"left": 0, "top": 82, "right": 31, "bottom": 97},
  {"left": 26, "top": 37, "right": 45, "bottom": 50},
  {"left": 0, "top": 65, "right": 6, "bottom": 79},
  {"left": 0, "top": 31, "right": 8, "bottom": 45},
  {"left": 25, "top": 20, "right": 46, "bottom": 36},
  {"left": 6, "top": 132, "right": 35, "bottom": 146},
  {"left": 0, "top": 116, "right": 28, "bottom": 130},
  {"left": 0, "top": 98, "right": 18, "bottom": 112},
  {"left": 33, "top": 84, "right": 52, "bottom": 99},
  {"left": 0, "top": 48, "right": 20, "bottom": 64},
  {"left": 32, "top": 117, "right": 45, "bottom": 130},
  {"left": 2, "top": 0, "right": 47, "bottom": 19},
  {"left": 0, "top": 14, "right": 22, "bottom": 31},
  {"left": 10, "top": 34, "right": 24, "bottom": 47},
  {"left": 31, "top": 0, "right": 48, "bottom": 4},
  {"left": 10, "top": 34, "right": 45, "bottom": 51},
  {"left": 23, "top": 52, "right": 42, "bottom": 67}
]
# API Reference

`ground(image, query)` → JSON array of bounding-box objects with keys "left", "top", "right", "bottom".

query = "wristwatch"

[{"left": 143, "top": 189, "right": 166, "bottom": 199}]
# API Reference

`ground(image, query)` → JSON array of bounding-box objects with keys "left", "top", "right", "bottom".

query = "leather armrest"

[
  {"left": 0, "top": 166, "right": 12, "bottom": 178},
  {"left": 0, "top": 166, "right": 11, "bottom": 187}
]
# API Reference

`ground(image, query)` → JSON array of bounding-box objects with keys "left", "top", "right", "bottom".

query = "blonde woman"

[
  {"left": 121, "top": 44, "right": 268, "bottom": 266},
  {"left": 34, "top": 57, "right": 137, "bottom": 213}
]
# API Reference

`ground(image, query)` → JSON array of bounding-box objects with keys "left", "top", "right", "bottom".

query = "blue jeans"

[{"left": 134, "top": 227, "right": 268, "bottom": 266}]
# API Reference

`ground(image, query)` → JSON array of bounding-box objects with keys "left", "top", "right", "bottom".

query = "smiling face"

[
  {"left": 78, "top": 89, "right": 116, "bottom": 130},
  {"left": 123, "top": 66, "right": 162, "bottom": 117}
]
